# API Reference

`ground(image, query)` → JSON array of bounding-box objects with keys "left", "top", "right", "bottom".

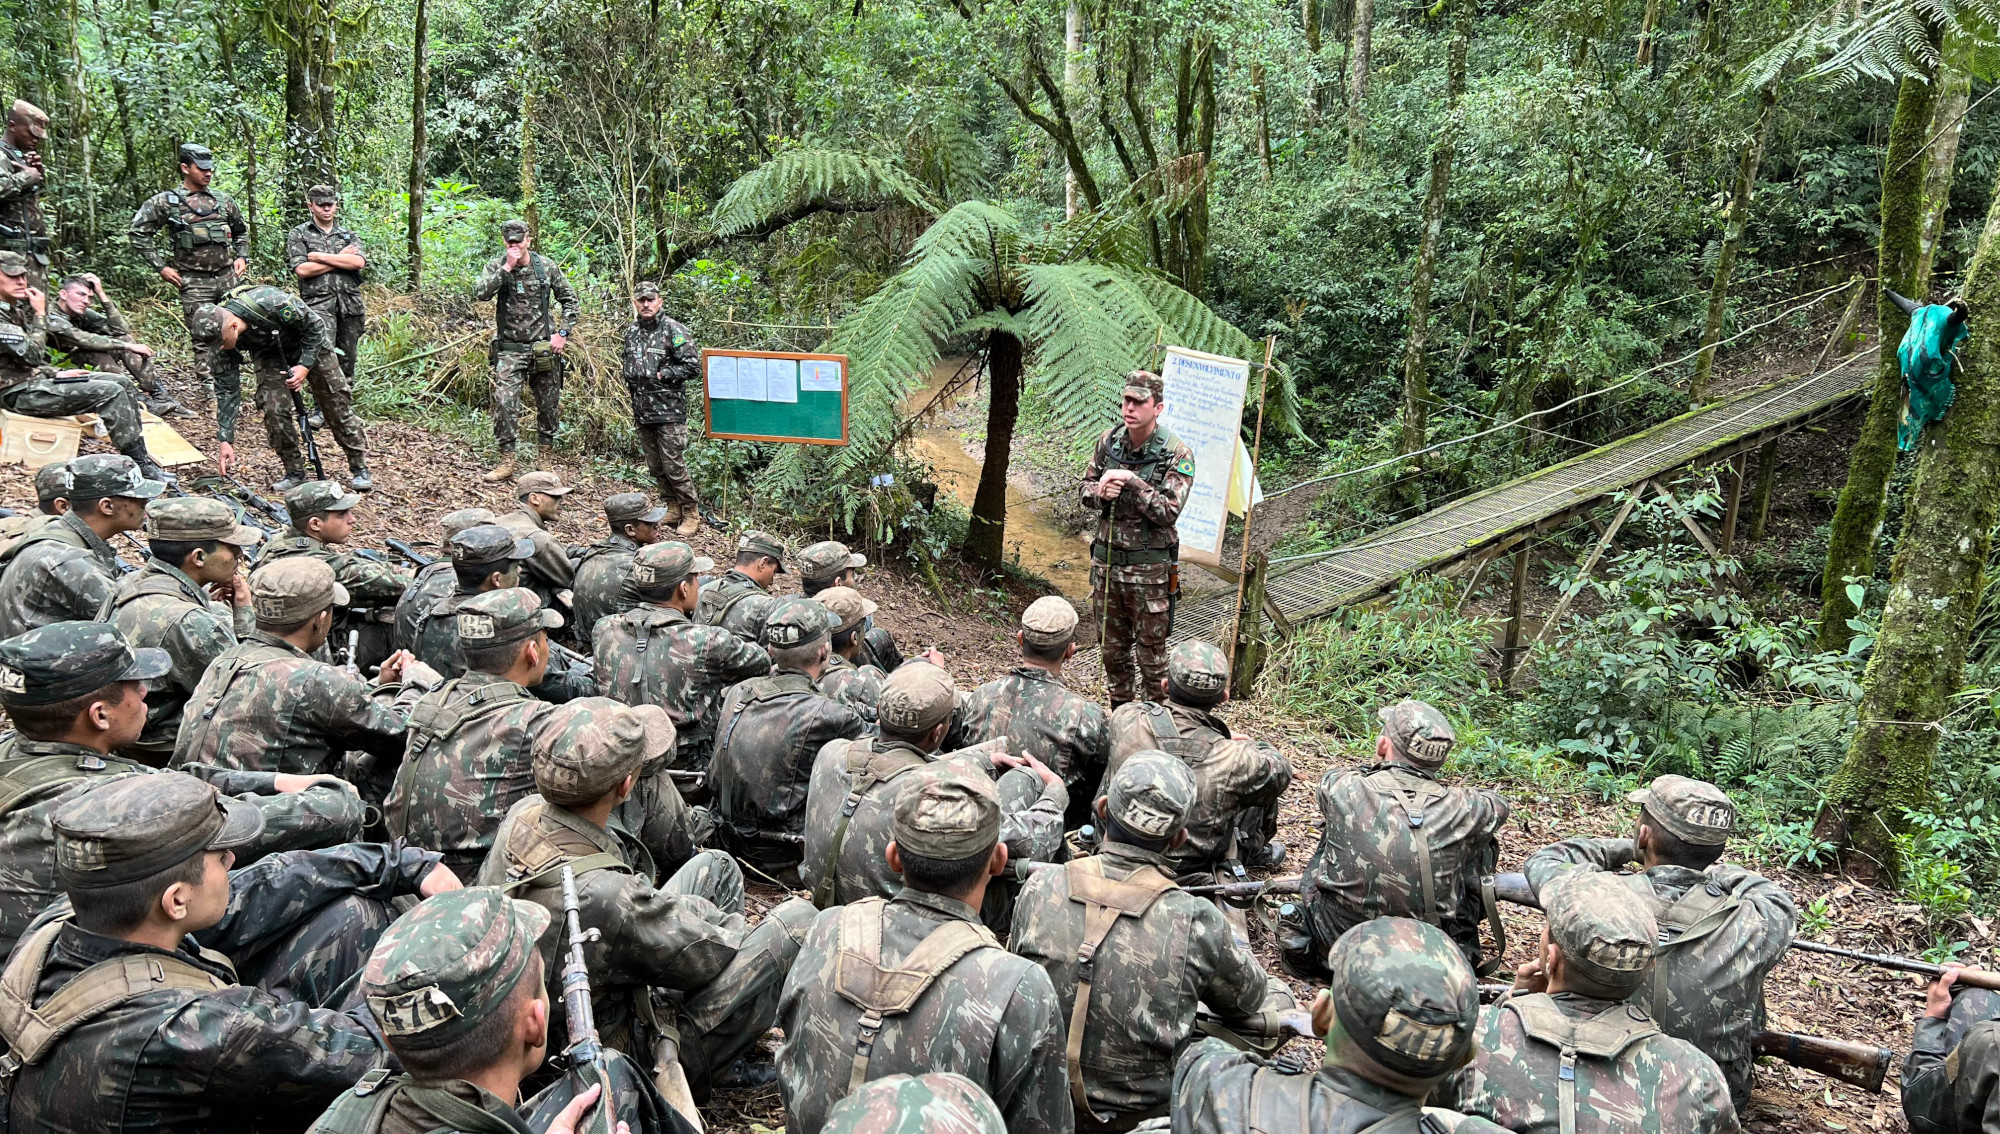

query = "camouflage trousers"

[
  {"left": 254, "top": 350, "right": 368, "bottom": 475},
  {"left": 0, "top": 370, "right": 146, "bottom": 451},
  {"left": 306, "top": 301, "right": 365, "bottom": 378},
  {"left": 233, "top": 891, "right": 396, "bottom": 1009},
  {"left": 493, "top": 349, "right": 564, "bottom": 451},
  {"left": 176, "top": 267, "right": 237, "bottom": 392},
  {"left": 70, "top": 348, "right": 167, "bottom": 397},
  {"left": 638, "top": 422, "right": 699, "bottom": 511},
  {"left": 1094, "top": 576, "right": 1175, "bottom": 706}
]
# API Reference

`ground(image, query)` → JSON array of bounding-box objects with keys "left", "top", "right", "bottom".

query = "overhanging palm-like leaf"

[
  {"left": 1743, "top": 0, "right": 2000, "bottom": 87},
  {"left": 708, "top": 148, "right": 943, "bottom": 238}
]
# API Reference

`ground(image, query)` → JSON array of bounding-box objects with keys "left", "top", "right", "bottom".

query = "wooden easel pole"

[{"left": 1227, "top": 336, "right": 1278, "bottom": 697}]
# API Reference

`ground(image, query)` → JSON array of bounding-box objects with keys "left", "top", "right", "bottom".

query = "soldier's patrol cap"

[
  {"left": 1166, "top": 640, "right": 1228, "bottom": 706},
  {"left": 1019, "top": 596, "right": 1078, "bottom": 649},
  {"left": 500, "top": 218, "right": 529, "bottom": 242},
  {"left": 177, "top": 142, "right": 214, "bottom": 170},
  {"left": 32, "top": 460, "right": 70, "bottom": 506},
  {"left": 186, "top": 303, "right": 228, "bottom": 347},
  {"left": 305, "top": 184, "right": 339, "bottom": 204},
  {"left": 736, "top": 530, "right": 789, "bottom": 570},
  {"left": 451, "top": 523, "right": 536, "bottom": 569},
  {"left": 877, "top": 661, "right": 956, "bottom": 735},
  {"left": 285, "top": 479, "right": 361, "bottom": 517},
  {"left": 1629, "top": 774, "right": 1736, "bottom": 846},
  {"left": 0, "top": 251, "right": 27, "bottom": 278},
  {"left": 816, "top": 586, "right": 877, "bottom": 636},
  {"left": 515, "top": 470, "right": 573, "bottom": 498},
  {"left": 0, "top": 621, "right": 169, "bottom": 706},
  {"left": 1326, "top": 918, "right": 1479, "bottom": 1079},
  {"left": 456, "top": 587, "right": 563, "bottom": 649},
  {"left": 250, "top": 557, "right": 348, "bottom": 624},
  {"left": 630, "top": 541, "right": 712, "bottom": 594},
  {"left": 798, "top": 540, "right": 865, "bottom": 582},
  {"left": 67, "top": 453, "right": 165, "bottom": 502},
  {"left": 52, "top": 772, "right": 263, "bottom": 889},
  {"left": 1122, "top": 369, "right": 1164, "bottom": 402},
  {"left": 1379, "top": 699, "right": 1456, "bottom": 769},
  {"left": 820, "top": 1073, "right": 1007, "bottom": 1134},
  {"left": 1542, "top": 871, "right": 1658, "bottom": 997},
  {"left": 892, "top": 770, "right": 1000, "bottom": 861},
  {"left": 534, "top": 697, "right": 674, "bottom": 805},
  {"left": 764, "top": 596, "right": 834, "bottom": 649},
  {"left": 361, "top": 887, "right": 550, "bottom": 1051},
  {"left": 721, "top": 592, "right": 775, "bottom": 644},
  {"left": 8, "top": 100, "right": 47, "bottom": 139},
  {"left": 439, "top": 507, "right": 498, "bottom": 542},
  {"left": 146, "top": 496, "right": 263, "bottom": 547},
  {"left": 603, "top": 492, "right": 668, "bottom": 526},
  {"left": 634, "top": 281, "right": 661, "bottom": 300},
  {"left": 1105, "top": 749, "right": 1195, "bottom": 841}
]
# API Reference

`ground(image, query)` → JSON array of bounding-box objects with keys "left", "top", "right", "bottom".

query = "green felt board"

[{"left": 708, "top": 389, "right": 846, "bottom": 444}]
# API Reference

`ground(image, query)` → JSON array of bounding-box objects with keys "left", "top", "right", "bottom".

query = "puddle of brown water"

[{"left": 905, "top": 360, "right": 1095, "bottom": 598}]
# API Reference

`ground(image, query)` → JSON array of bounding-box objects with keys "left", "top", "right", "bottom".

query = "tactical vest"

[
  {"left": 100, "top": 569, "right": 201, "bottom": 621},
  {"left": 810, "top": 739, "right": 926, "bottom": 909},
  {"left": 695, "top": 576, "right": 763, "bottom": 629},
  {"left": 1336, "top": 766, "right": 1507, "bottom": 975},
  {"left": 1061, "top": 857, "right": 1178, "bottom": 1123},
  {"left": 1138, "top": 702, "right": 1208, "bottom": 761},
  {"left": 1236, "top": 1064, "right": 1442, "bottom": 1134},
  {"left": 1504, "top": 994, "right": 1662, "bottom": 1134},
  {"left": 308, "top": 1069, "right": 522, "bottom": 1134},
  {"left": 388, "top": 679, "right": 536, "bottom": 840},
  {"left": 830, "top": 896, "right": 1003, "bottom": 1097},
  {"left": 499, "top": 801, "right": 633, "bottom": 893},
  {"left": 0, "top": 515, "right": 75, "bottom": 572},
  {"left": 1091, "top": 426, "right": 1182, "bottom": 563},
  {"left": 158, "top": 191, "right": 237, "bottom": 272},
  {"left": 1622, "top": 873, "right": 1742, "bottom": 1022},
  {"left": 0, "top": 750, "right": 146, "bottom": 816},
  {"left": 495, "top": 257, "right": 556, "bottom": 348}
]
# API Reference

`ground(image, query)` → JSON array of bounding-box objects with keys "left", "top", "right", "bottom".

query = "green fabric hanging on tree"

[{"left": 1893, "top": 293, "right": 1969, "bottom": 451}]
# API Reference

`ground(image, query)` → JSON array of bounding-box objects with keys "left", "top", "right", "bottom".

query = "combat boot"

[
  {"left": 143, "top": 392, "right": 185, "bottom": 416},
  {"left": 348, "top": 464, "right": 374, "bottom": 492},
  {"left": 483, "top": 452, "right": 517, "bottom": 483},
  {"left": 274, "top": 468, "right": 308, "bottom": 493},
  {"left": 122, "top": 444, "right": 176, "bottom": 488},
  {"left": 676, "top": 509, "right": 702, "bottom": 537}
]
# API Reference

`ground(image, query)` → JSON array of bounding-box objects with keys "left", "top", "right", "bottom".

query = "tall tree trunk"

[
  {"left": 280, "top": 5, "right": 339, "bottom": 227},
  {"left": 65, "top": 0, "right": 92, "bottom": 254},
  {"left": 406, "top": 0, "right": 429, "bottom": 289},
  {"left": 1915, "top": 64, "right": 1972, "bottom": 294},
  {"left": 88, "top": 0, "right": 136, "bottom": 193},
  {"left": 965, "top": 333, "right": 1023, "bottom": 569},
  {"left": 1397, "top": 15, "right": 1468, "bottom": 461},
  {"left": 1304, "top": 0, "right": 1320, "bottom": 52},
  {"left": 1814, "top": 152, "right": 2000, "bottom": 880},
  {"left": 1689, "top": 81, "right": 1780, "bottom": 405},
  {"left": 213, "top": 17, "right": 262, "bottom": 252},
  {"left": 1252, "top": 62, "right": 1272, "bottom": 182},
  {"left": 1345, "top": 0, "right": 1373, "bottom": 163},
  {"left": 520, "top": 79, "right": 540, "bottom": 236},
  {"left": 1817, "top": 61, "right": 1943, "bottom": 652},
  {"left": 1634, "top": 0, "right": 1663, "bottom": 64},
  {"left": 1064, "top": 0, "right": 1081, "bottom": 218}
]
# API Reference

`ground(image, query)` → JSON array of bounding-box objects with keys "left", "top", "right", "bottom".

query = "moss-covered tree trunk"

[
  {"left": 1814, "top": 154, "right": 2000, "bottom": 880},
  {"left": 1816, "top": 61, "right": 1942, "bottom": 652},
  {"left": 1689, "top": 82, "right": 1779, "bottom": 406},
  {"left": 1915, "top": 63, "right": 1971, "bottom": 294},
  {"left": 1396, "top": 15, "right": 1468, "bottom": 463},
  {"left": 405, "top": 0, "right": 430, "bottom": 289},
  {"left": 964, "top": 331, "right": 1024, "bottom": 569},
  {"left": 1346, "top": 0, "right": 1374, "bottom": 163}
]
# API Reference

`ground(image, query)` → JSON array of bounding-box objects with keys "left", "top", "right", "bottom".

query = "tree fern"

[
  {"left": 1744, "top": 0, "right": 2000, "bottom": 87},
  {"left": 708, "top": 147, "right": 942, "bottom": 238}
]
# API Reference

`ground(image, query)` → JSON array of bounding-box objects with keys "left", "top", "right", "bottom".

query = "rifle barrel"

[
  {"left": 1790, "top": 940, "right": 2000, "bottom": 990},
  {"left": 289, "top": 388, "right": 325, "bottom": 480},
  {"left": 558, "top": 866, "right": 604, "bottom": 1068}
]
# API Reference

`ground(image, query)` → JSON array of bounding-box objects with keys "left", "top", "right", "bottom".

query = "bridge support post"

[
  {"left": 1502, "top": 543, "right": 1530, "bottom": 688},
  {"left": 1721, "top": 451, "right": 1749, "bottom": 553},
  {"left": 1750, "top": 436, "right": 1779, "bottom": 541},
  {"left": 1230, "top": 552, "right": 1270, "bottom": 699}
]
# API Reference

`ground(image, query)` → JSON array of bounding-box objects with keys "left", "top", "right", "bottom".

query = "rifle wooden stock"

[{"left": 1753, "top": 1030, "right": 1890, "bottom": 1093}]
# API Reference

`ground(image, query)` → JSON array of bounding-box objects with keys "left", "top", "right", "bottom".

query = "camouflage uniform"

[
  {"left": 1105, "top": 644, "right": 1291, "bottom": 873},
  {"left": 477, "top": 698, "right": 815, "bottom": 1090},
  {"left": 778, "top": 771, "right": 1072, "bottom": 1134},
  {"left": 696, "top": 530, "right": 787, "bottom": 626},
  {"left": 621, "top": 291, "right": 702, "bottom": 516},
  {"left": 473, "top": 225, "right": 580, "bottom": 453},
  {"left": 952, "top": 598, "right": 1106, "bottom": 828},
  {"left": 820, "top": 652, "right": 887, "bottom": 721},
  {"left": 0, "top": 259, "right": 157, "bottom": 466},
  {"left": 0, "top": 455, "right": 164, "bottom": 639},
  {"left": 1906, "top": 986, "right": 2000, "bottom": 1134},
  {"left": 191, "top": 285, "right": 369, "bottom": 478},
  {"left": 1009, "top": 752, "right": 1292, "bottom": 1126},
  {"left": 0, "top": 774, "right": 442, "bottom": 1134},
  {"left": 720, "top": 592, "right": 776, "bottom": 648},
  {"left": 47, "top": 288, "right": 174, "bottom": 405},
  {"left": 1433, "top": 873, "right": 1743, "bottom": 1134},
  {"left": 412, "top": 524, "right": 594, "bottom": 703},
  {"left": 286, "top": 207, "right": 366, "bottom": 378},
  {"left": 572, "top": 494, "right": 666, "bottom": 644},
  {"left": 0, "top": 108, "right": 48, "bottom": 289},
  {"left": 1523, "top": 776, "right": 1796, "bottom": 1109},
  {"left": 128, "top": 149, "right": 248, "bottom": 390},
  {"left": 257, "top": 484, "right": 413, "bottom": 608},
  {"left": 392, "top": 506, "right": 496, "bottom": 652},
  {"left": 1081, "top": 374, "right": 1194, "bottom": 705},
  {"left": 709, "top": 600, "right": 869, "bottom": 876},
  {"left": 821, "top": 1073, "right": 1008, "bottom": 1134},
  {"left": 1299, "top": 700, "right": 1510, "bottom": 979},
  {"left": 500, "top": 472, "right": 581, "bottom": 601}
]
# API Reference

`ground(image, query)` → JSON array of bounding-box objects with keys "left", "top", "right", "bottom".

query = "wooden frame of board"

[{"left": 701, "top": 349, "right": 850, "bottom": 446}]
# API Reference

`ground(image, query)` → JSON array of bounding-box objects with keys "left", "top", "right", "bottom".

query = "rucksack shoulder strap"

[
  {"left": 0, "top": 921, "right": 229, "bottom": 1065},
  {"left": 1506, "top": 993, "right": 1660, "bottom": 1134},
  {"left": 1247, "top": 1063, "right": 1318, "bottom": 1134},
  {"left": 833, "top": 899, "right": 999, "bottom": 1096},
  {"left": 0, "top": 752, "right": 139, "bottom": 817},
  {"left": 811, "top": 739, "right": 882, "bottom": 910},
  {"left": 502, "top": 850, "right": 630, "bottom": 894},
  {"left": 306, "top": 1072, "right": 412, "bottom": 1134},
  {"left": 1364, "top": 769, "right": 1445, "bottom": 926},
  {"left": 1063, "top": 858, "right": 1178, "bottom": 1121},
  {"left": 105, "top": 572, "right": 190, "bottom": 615}
]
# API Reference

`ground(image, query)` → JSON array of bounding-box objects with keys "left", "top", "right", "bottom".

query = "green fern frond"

[
  {"left": 1019, "top": 263, "right": 1161, "bottom": 442},
  {"left": 708, "top": 147, "right": 942, "bottom": 239},
  {"left": 912, "top": 201, "right": 1022, "bottom": 273},
  {"left": 1130, "top": 273, "right": 1308, "bottom": 440}
]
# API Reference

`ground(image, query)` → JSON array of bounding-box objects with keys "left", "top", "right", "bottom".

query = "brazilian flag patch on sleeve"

[{"left": 1174, "top": 455, "right": 1196, "bottom": 477}]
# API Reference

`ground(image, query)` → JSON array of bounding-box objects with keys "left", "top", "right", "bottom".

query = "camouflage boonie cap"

[
  {"left": 1105, "top": 749, "right": 1195, "bottom": 841},
  {"left": 284, "top": 479, "right": 360, "bottom": 518},
  {"left": 798, "top": 539, "right": 865, "bottom": 582},
  {"left": 31, "top": 460, "right": 70, "bottom": 505},
  {"left": 439, "top": 507, "right": 498, "bottom": 542},
  {"left": 305, "top": 184, "right": 339, "bottom": 204},
  {"left": 0, "top": 621, "right": 169, "bottom": 706},
  {"left": 1166, "top": 640, "right": 1228, "bottom": 705},
  {"left": 456, "top": 587, "right": 563, "bottom": 650},
  {"left": 186, "top": 303, "right": 228, "bottom": 348},
  {"left": 1628, "top": 774, "right": 1735, "bottom": 846},
  {"left": 1327, "top": 918, "right": 1479, "bottom": 1078},
  {"left": 362, "top": 887, "right": 551, "bottom": 1051},
  {"left": 250, "top": 557, "right": 349, "bottom": 623},
  {"left": 893, "top": 770, "right": 1000, "bottom": 860},
  {"left": 0, "top": 251, "right": 27, "bottom": 278},
  {"left": 603, "top": 492, "right": 668, "bottom": 526},
  {"left": 515, "top": 470, "right": 572, "bottom": 498},
  {"left": 736, "top": 529, "right": 789, "bottom": 571},
  {"left": 633, "top": 281, "right": 661, "bottom": 300},
  {"left": 878, "top": 662, "right": 956, "bottom": 734},
  {"left": 177, "top": 142, "right": 214, "bottom": 169},
  {"left": 721, "top": 592, "right": 776, "bottom": 644},
  {"left": 53, "top": 772, "right": 262, "bottom": 889},
  {"left": 1543, "top": 871, "right": 1657, "bottom": 996},
  {"left": 68, "top": 453, "right": 165, "bottom": 502},
  {"left": 1019, "top": 596, "right": 1078, "bottom": 649},
  {"left": 145, "top": 497, "right": 262, "bottom": 547},
  {"left": 1122, "top": 369, "right": 1164, "bottom": 402},
  {"left": 451, "top": 523, "right": 535, "bottom": 569},
  {"left": 500, "top": 218, "right": 529, "bottom": 241},
  {"left": 534, "top": 697, "right": 658, "bottom": 805},
  {"left": 816, "top": 586, "right": 877, "bottom": 636},
  {"left": 1379, "top": 699, "right": 1455, "bottom": 769},
  {"left": 630, "top": 541, "right": 712, "bottom": 594},
  {"left": 820, "top": 1072, "right": 1007, "bottom": 1134},
  {"left": 764, "top": 597, "right": 834, "bottom": 649}
]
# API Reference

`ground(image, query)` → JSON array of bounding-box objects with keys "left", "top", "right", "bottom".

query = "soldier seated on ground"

[
  {"left": 708, "top": 597, "right": 868, "bottom": 883},
  {"left": 695, "top": 530, "right": 786, "bottom": 627},
  {"left": 257, "top": 479, "right": 413, "bottom": 669},
  {"left": 392, "top": 506, "right": 497, "bottom": 653},
  {"left": 797, "top": 539, "right": 902, "bottom": 672},
  {"left": 308, "top": 887, "right": 677, "bottom": 1134},
  {"left": 0, "top": 453, "right": 161, "bottom": 640},
  {"left": 953, "top": 596, "right": 1108, "bottom": 830},
  {"left": 1433, "top": 872, "right": 1743, "bottom": 1134},
  {"left": 777, "top": 771, "right": 1071, "bottom": 1134},
  {"left": 1292, "top": 699, "right": 1511, "bottom": 981},
  {"left": 0, "top": 621, "right": 364, "bottom": 959},
  {"left": 1009, "top": 751, "right": 1296, "bottom": 1130},
  {"left": 48, "top": 272, "right": 181, "bottom": 415},
  {"left": 1106, "top": 641, "right": 1291, "bottom": 874},
  {"left": 0, "top": 461, "right": 68, "bottom": 554},
  {"left": 414, "top": 523, "right": 592, "bottom": 702},
  {"left": 820, "top": 1073, "right": 1007, "bottom": 1134},
  {"left": 1905, "top": 966, "right": 2000, "bottom": 1134},
  {"left": 1172, "top": 919, "right": 1509, "bottom": 1134},
  {"left": 572, "top": 492, "right": 666, "bottom": 645},
  {"left": 1524, "top": 774, "right": 1796, "bottom": 1111},
  {"left": 815, "top": 586, "right": 887, "bottom": 721},
  {"left": 0, "top": 773, "right": 461, "bottom": 1134},
  {"left": 497, "top": 471, "right": 581, "bottom": 612},
  {"left": 477, "top": 697, "right": 816, "bottom": 1095},
  {"left": 718, "top": 591, "right": 775, "bottom": 648}
]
